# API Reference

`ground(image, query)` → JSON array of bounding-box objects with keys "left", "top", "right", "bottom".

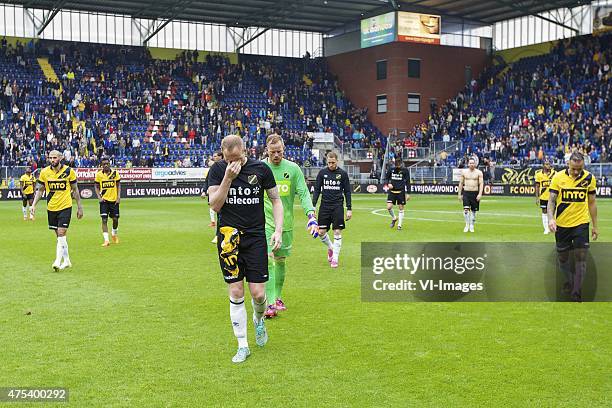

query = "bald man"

[
  {"left": 32, "top": 150, "right": 84, "bottom": 271},
  {"left": 207, "top": 135, "right": 284, "bottom": 363}
]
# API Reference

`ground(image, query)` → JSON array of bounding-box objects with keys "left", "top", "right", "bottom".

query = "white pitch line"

[
  {"left": 369, "top": 208, "right": 534, "bottom": 227},
  {"left": 368, "top": 208, "right": 612, "bottom": 230}
]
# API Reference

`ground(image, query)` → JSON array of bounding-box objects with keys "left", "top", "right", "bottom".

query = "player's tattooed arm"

[
  {"left": 71, "top": 180, "right": 84, "bottom": 219},
  {"left": 31, "top": 182, "right": 45, "bottom": 210},
  {"left": 477, "top": 171, "right": 484, "bottom": 200},
  {"left": 547, "top": 191, "right": 557, "bottom": 232},
  {"left": 588, "top": 193, "right": 598, "bottom": 241},
  {"left": 457, "top": 173, "right": 464, "bottom": 201},
  {"left": 267, "top": 186, "right": 284, "bottom": 250},
  {"left": 208, "top": 184, "right": 229, "bottom": 212}
]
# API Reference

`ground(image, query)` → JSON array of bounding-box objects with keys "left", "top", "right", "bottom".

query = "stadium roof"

[{"left": 12, "top": 0, "right": 592, "bottom": 33}]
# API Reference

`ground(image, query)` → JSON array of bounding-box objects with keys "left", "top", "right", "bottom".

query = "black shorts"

[
  {"left": 463, "top": 191, "right": 480, "bottom": 212},
  {"left": 100, "top": 201, "right": 120, "bottom": 219},
  {"left": 48, "top": 207, "right": 72, "bottom": 230},
  {"left": 217, "top": 227, "right": 268, "bottom": 284},
  {"left": 540, "top": 199, "right": 548, "bottom": 210},
  {"left": 318, "top": 204, "right": 345, "bottom": 230},
  {"left": 555, "top": 223, "right": 590, "bottom": 252},
  {"left": 387, "top": 191, "right": 406, "bottom": 205},
  {"left": 23, "top": 193, "right": 34, "bottom": 201}
]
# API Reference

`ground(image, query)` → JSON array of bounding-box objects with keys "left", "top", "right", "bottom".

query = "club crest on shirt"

[
  {"left": 283, "top": 172, "right": 290, "bottom": 179},
  {"left": 336, "top": 174, "right": 341, "bottom": 179},
  {"left": 248, "top": 174, "right": 258, "bottom": 185}
]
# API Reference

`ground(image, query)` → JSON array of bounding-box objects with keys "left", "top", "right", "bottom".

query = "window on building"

[
  {"left": 377, "top": 95, "right": 388, "bottom": 114},
  {"left": 408, "top": 59, "right": 421, "bottom": 78},
  {"left": 376, "top": 60, "right": 387, "bottom": 80},
  {"left": 408, "top": 94, "right": 420, "bottom": 113}
]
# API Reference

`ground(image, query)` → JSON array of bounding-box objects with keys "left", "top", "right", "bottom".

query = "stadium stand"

[
  {"left": 403, "top": 33, "right": 611, "bottom": 167},
  {"left": 0, "top": 38, "right": 385, "bottom": 169}
]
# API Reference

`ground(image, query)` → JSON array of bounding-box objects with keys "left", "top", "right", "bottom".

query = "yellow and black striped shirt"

[
  {"left": 534, "top": 169, "right": 556, "bottom": 201},
  {"left": 37, "top": 165, "right": 77, "bottom": 212},
  {"left": 19, "top": 173, "right": 36, "bottom": 195},
  {"left": 95, "top": 169, "right": 121, "bottom": 202},
  {"left": 549, "top": 169, "right": 596, "bottom": 228}
]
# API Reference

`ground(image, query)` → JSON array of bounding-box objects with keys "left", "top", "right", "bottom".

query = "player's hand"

[
  {"left": 30, "top": 205, "right": 36, "bottom": 216},
  {"left": 548, "top": 219, "right": 557, "bottom": 233},
  {"left": 536, "top": 198, "right": 540, "bottom": 206},
  {"left": 458, "top": 194, "right": 462, "bottom": 201},
  {"left": 346, "top": 210, "right": 352, "bottom": 221},
  {"left": 592, "top": 227, "right": 599, "bottom": 241},
  {"left": 116, "top": 197, "right": 121, "bottom": 205},
  {"left": 270, "top": 231, "right": 282, "bottom": 252},
  {"left": 476, "top": 194, "right": 482, "bottom": 202},
  {"left": 77, "top": 206, "right": 84, "bottom": 219},
  {"left": 225, "top": 161, "right": 242, "bottom": 180},
  {"left": 406, "top": 194, "right": 411, "bottom": 201},
  {"left": 99, "top": 198, "right": 104, "bottom": 203},
  {"left": 200, "top": 192, "right": 207, "bottom": 199},
  {"left": 306, "top": 214, "right": 318, "bottom": 238}
]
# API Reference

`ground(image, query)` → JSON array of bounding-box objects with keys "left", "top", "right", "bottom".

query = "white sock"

[
  {"left": 463, "top": 211, "right": 470, "bottom": 226},
  {"left": 55, "top": 237, "right": 63, "bottom": 264},
  {"left": 22, "top": 206, "right": 27, "bottom": 217},
  {"left": 251, "top": 295, "right": 267, "bottom": 324},
  {"left": 471, "top": 212, "right": 476, "bottom": 226},
  {"left": 542, "top": 214, "right": 549, "bottom": 231},
  {"left": 332, "top": 234, "right": 342, "bottom": 262},
  {"left": 229, "top": 297, "right": 248, "bottom": 348},
  {"left": 111, "top": 228, "right": 118, "bottom": 236},
  {"left": 58, "top": 236, "right": 69, "bottom": 262},
  {"left": 320, "top": 233, "right": 332, "bottom": 249},
  {"left": 388, "top": 208, "right": 395, "bottom": 219},
  {"left": 398, "top": 210, "right": 405, "bottom": 227},
  {"left": 210, "top": 209, "right": 216, "bottom": 222},
  {"left": 103, "top": 232, "right": 109, "bottom": 242}
]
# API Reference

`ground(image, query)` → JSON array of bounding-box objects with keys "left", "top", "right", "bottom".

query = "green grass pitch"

[{"left": 1, "top": 195, "right": 611, "bottom": 407}]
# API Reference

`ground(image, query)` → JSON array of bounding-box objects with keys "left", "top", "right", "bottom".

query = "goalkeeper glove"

[{"left": 306, "top": 214, "right": 318, "bottom": 238}]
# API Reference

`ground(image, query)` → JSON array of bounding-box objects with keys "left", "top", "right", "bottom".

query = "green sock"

[
  {"left": 266, "top": 258, "right": 276, "bottom": 305},
  {"left": 275, "top": 258, "right": 286, "bottom": 301}
]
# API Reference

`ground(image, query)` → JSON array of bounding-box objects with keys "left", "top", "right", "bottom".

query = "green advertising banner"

[{"left": 360, "top": 12, "right": 396, "bottom": 48}]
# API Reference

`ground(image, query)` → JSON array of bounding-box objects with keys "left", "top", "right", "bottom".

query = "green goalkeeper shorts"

[{"left": 265, "top": 229, "right": 293, "bottom": 258}]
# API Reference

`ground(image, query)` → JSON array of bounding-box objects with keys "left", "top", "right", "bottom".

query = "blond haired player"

[
  {"left": 31, "top": 150, "right": 84, "bottom": 271},
  {"left": 95, "top": 157, "right": 121, "bottom": 246},
  {"left": 534, "top": 160, "right": 556, "bottom": 234},
  {"left": 457, "top": 158, "right": 483, "bottom": 233}
]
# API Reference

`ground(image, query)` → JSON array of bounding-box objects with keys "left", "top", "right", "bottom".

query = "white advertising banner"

[{"left": 151, "top": 167, "right": 207, "bottom": 180}]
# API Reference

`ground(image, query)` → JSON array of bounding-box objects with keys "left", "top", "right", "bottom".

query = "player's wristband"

[{"left": 307, "top": 214, "right": 318, "bottom": 239}]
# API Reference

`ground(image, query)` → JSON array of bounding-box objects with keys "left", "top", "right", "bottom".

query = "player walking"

[
  {"left": 548, "top": 152, "right": 598, "bottom": 302},
  {"left": 31, "top": 150, "right": 84, "bottom": 271},
  {"left": 457, "top": 158, "right": 483, "bottom": 233},
  {"left": 19, "top": 167, "right": 36, "bottom": 220},
  {"left": 207, "top": 135, "right": 283, "bottom": 363},
  {"left": 95, "top": 157, "right": 121, "bottom": 246},
  {"left": 263, "top": 134, "right": 318, "bottom": 318},
  {"left": 313, "top": 152, "right": 352, "bottom": 268},
  {"left": 534, "top": 160, "right": 556, "bottom": 234},
  {"left": 385, "top": 158, "right": 411, "bottom": 230}
]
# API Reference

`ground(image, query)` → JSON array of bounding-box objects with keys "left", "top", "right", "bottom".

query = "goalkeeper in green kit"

[{"left": 263, "top": 133, "right": 318, "bottom": 318}]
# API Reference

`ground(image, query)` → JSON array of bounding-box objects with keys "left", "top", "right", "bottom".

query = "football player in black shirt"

[
  {"left": 207, "top": 135, "right": 284, "bottom": 363},
  {"left": 313, "top": 151, "right": 352, "bottom": 268},
  {"left": 385, "top": 158, "right": 411, "bottom": 230}
]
